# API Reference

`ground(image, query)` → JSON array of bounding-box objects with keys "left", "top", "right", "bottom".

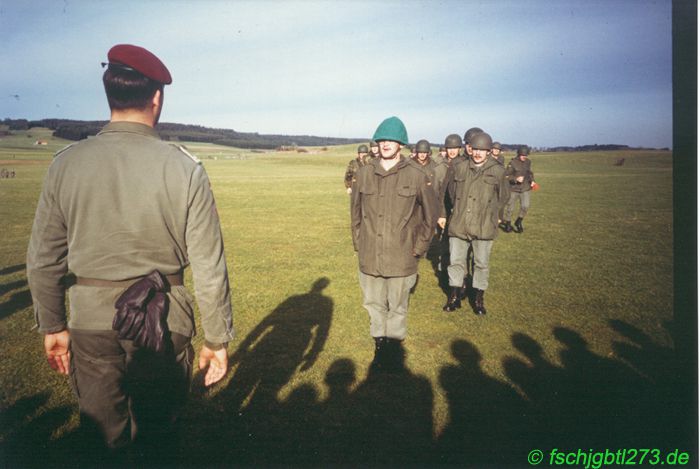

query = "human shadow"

[
  {"left": 501, "top": 324, "right": 689, "bottom": 454},
  {"left": 187, "top": 277, "right": 334, "bottom": 465},
  {"left": 0, "top": 279, "right": 27, "bottom": 296},
  {"left": 0, "top": 263, "right": 25, "bottom": 276},
  {"left": 0, "top": 392, "right": 78, "bottom": 468},
  {"left": 438, "top": 339, "right": 531, "bottom": 466},
  {"left": 0, "top": 288, "right": 32, "bottom": 320}
]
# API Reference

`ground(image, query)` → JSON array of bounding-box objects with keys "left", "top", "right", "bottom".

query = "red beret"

[{"left": 107, "top": 44, "right": 172, "bottom": 85}]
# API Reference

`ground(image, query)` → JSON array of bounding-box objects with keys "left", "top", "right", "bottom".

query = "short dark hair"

[{"left": 102, "top": 66, "right": 163, "bottom": 110}]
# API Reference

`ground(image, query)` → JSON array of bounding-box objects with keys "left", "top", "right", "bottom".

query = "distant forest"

[
  {"left": 1, "top": 118, "right": 365, "bottom": 150},
  {"left": 1, "top": 118, "right": 666, "bottom": 152}
]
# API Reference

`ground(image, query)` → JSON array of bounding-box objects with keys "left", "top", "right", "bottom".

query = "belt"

[{"left": 76, "top": 273, "right": 183, "bottom": 288}]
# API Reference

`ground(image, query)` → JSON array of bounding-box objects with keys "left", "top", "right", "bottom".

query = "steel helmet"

[
  {"left": 444, "top": 134, "right": 462, "bottom": 149},
  {"left": 470, "top": 132, "right": 493, "bottom": 151},
  {"left": 357, "top": 144, "right": 368, "bottom": 153},
  {"left": 372, "top": 116, "right": 408, "bottom": 145},
  {"left": 415, "top": 139, "right": 432, "bottom": 154},
  {"left": 518, "top": 145, "right": 530, "bottom": 156},
  {"left": 492, "top": 142, "right": 502, "bottom": 150},
  {"left": 463, "top": 127, "right": 483, "bottom": 144}
]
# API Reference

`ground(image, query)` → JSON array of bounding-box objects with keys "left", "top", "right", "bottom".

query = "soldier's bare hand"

[
  {"left": 44, "top": 330, "right": 70, "bottom": 375},
  {"left": 346, "top": 187, "right": 352, "bottom": 194},
  {"left": 199, "top": 345, "right": 228, "bottom": 386},
  {"left": 437, "top": 217, "right": 446, "bottom": 229},
  {"left": 516, "top": 176, "right": 525, "bottom": 183}
]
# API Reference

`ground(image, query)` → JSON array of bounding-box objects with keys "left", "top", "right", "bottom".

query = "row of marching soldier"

[{"left": 348, "top": 118, "right": 536, "bottom": 373}]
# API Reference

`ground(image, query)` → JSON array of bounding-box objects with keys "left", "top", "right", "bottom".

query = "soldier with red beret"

[{"left": 27, "top": 44, "right": 234, "bottom": 462}]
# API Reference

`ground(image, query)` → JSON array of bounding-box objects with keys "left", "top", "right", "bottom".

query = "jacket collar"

[
  {"left": 98, "top": 121, "right": 161, "bottom": 140},
  {"left": 371, "top": 155, "right": 407, "bottom": 176}
]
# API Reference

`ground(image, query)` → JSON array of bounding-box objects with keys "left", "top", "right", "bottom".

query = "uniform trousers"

[
  {"left": 358, "top": 271, "right": 417, "bottom": 340},
  {"left": 69, "top": 329, "right": 193, "bottom": 455},
  {"left": 448, "top": 237, "right": 493, "bottom": 291},
  {"left": 505, "top": 190, "right": 531, "bottom": 220}
]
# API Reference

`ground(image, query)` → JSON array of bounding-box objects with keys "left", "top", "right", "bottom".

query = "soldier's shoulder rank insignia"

[{"left": 172, "top": 144, "right": 201, "bottom": 164}]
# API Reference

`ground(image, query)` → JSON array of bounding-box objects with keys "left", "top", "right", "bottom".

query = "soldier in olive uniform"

[
  {"left": 439, "top": 132, "right": 508, "bottom": 315},
  {"left": 437, "top": 145, "right": 447, "bottom": 162},
  {"left": 369, "top": 140, "right": 380, "bottom": 159},
  {"left": 410, "top": 139, "right": 447, "bottom": 200},
  {"left": 491, "top": 141, "right": 505, "bottom": 165},
  {"left": 351, "top": 117, "right": 438, "bottom": 372},
  {"left": 345, "top": 144, "right": 370, "bottom": 194},
  {"left": 26, "top": 45, "right": 234, "bottom": 457},
  {"left": 462, "top": 127, "right": 483, "bottom": 160},
  {"left": 501, "top": 145, "right": 535, "bottom": 233},
  {"left": 435, "top": 134, "right": 466, "bottom": 276}
]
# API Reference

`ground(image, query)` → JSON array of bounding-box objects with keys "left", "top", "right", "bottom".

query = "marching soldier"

[
  {"left": 369, "top": 140, "right": 380, "bottom": 159},
  {"left": 27, "top": 44, "right": 234, "bottom": 460},
  {"left": 351, "top": 117, "right": 438, "bottom": 372},
  {"left": 491, "top": 141, "right": 505, "bottom": 165},
  {"left": 410, "top": 139, "right": 447, "bottom": 199},
  {"left": 501, "top": 145, "right": 535, "bottom": 233},
  {"left": 344, "top": 144, "right": 370, "bottom": 194},
  {"left": 439, "top": 132, "right": 508, "bottom": 315}
]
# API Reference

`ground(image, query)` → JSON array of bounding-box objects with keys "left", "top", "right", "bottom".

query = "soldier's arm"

[
  {"left": 27, "top": 163, "right": 69, "bottom": 334},
  {"left": 499, "top": 169, "right": 510, "bottom": 209},
  {"left": 344, "top": 161, "right": 354, "bottom": 189},
  {"left": 185, "top": 164, "right": 234, "bottom": 349},
  {"left": 350, "top": 172, "right": 362, "bottom": 251},
  {"left": 414, "top": 173, "right": 439, "bottom": 257}
]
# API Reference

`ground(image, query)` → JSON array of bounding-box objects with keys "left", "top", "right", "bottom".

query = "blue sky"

[{"left": 0, "top": 0, "right": 672, "bottom": 148}]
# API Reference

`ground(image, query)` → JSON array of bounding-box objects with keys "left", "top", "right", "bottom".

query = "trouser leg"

[
  {"left": 385, "top": 275, "right": 416, "bottom": 340},
  {"left": 359, "top": 271, "right": 415, "bottom": 339},
  {"left": 447, "top": 237, "right": 470, "bottom": 287},
  {"left": 504, "top": 192, "right": 518, "bottom": 221},
  {"left": 471, "top": 240, "right": 493, "bottom": 291},
  {"left": 69, "top": 329, "right": 192, "bottom": 457},
  {"left": 519, "top": 191, "right": 531, "bottom": 218}
]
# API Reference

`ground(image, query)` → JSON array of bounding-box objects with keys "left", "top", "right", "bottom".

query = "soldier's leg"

[
  {"left": 519, "top": 191, "right": 531, "bottom": 218},
  {"left": 471, "top": 240, "right": 494, "bottom": 291},
  {"left": 359, "top": 270, "right": 389, "bottom": 338},
  {"left": 69, "top": 329, "right": 132, "bottom": 450},
  {"left": 504, "top": 192, "right": 517, "bottom": 222},
  {"left": 126, "top": 332, "right": 193, "bottom": 463},
  {"left": 385, "top": 274, "right": 417, "bottom": 340},
  {"left": 447, "top": 237, "right": 470, "bottom": 287}
]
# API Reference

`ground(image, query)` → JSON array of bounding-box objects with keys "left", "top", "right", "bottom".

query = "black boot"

[
  {"left": 459, "top": 277, "right": 470, "bottom": 300},
  {"left": 514, "top": 217, "right": 524, "bottom": 233},
  {"left": 500, "top": 221, "right": 513, "bottom": 233},
  {"left": 443, "top": 287, "right": 462, "bottom": 312},
  {"left": 474, "top": 289, "right": 487, "bottom": 315},
  {"left": 370, "top": 337, "right": 387, "bottom": 372}
]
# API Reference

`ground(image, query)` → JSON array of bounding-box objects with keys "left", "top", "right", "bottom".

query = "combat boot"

[
  {"left": 370, "top": 337, "right": 387, "bottom": 372},
  {"left": 474, "top": 289, "right": 487, "bottom": 315},
  {"left": 459, "top": 277, "right": 470, "bottom": 300},
  {"left": 500, "top": 221, "right": 513, "bottom": 233},
  {"left": 514, "top": 217, "right": 524, "bottom": 233},
  {"left": 443, "top": 287, "right": 461, "bottom": 312}
]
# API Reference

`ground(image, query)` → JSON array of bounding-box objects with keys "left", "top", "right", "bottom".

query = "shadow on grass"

[
  {"left": 0, "top": 263, "right": 25, "bottom": 276},
  {"left": 0, "top": 289, "right": 31, "bottom": 320},
  {"left": 0, "top": 279, "right": 27, "bottom": 296}
]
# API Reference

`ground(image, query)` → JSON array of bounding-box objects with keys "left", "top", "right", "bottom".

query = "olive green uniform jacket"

[
  {"left": 505, "top": 157, "right": 534, "bottom": 193},
  {"left": 408, "top": 156, "right": 448, "bottom": 200},
  {"left": 26, "top": 122, "right": 234, "bottom": 346},
  {"left": 446, "top": 157, "right": 509, "bottom": 241},
  {"left": 351, "top": 157, "right": 439, "bottom": 277}
]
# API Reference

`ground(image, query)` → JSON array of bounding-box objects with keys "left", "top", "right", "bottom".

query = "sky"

[{"left": 0, "top": 0, "right": 673, "bottom": 148}]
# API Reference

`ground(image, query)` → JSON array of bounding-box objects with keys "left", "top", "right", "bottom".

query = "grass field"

[{"left": 0, "top": 129, "right": 685, "bottom": 466}]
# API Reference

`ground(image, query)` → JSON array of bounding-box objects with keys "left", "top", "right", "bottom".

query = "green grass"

[{"left": 0, "top": 130, "right": 682, "bottom": 466}]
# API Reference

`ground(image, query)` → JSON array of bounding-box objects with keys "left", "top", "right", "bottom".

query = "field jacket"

[
  {"left": 446, "top": 157, "right": 509, "bottom": 241},
  {"left": 505, "top": 157, "right": 534, "bottom": 193},
  {"left": 351, "top": 157, "right": 438, "bottom": 277}
]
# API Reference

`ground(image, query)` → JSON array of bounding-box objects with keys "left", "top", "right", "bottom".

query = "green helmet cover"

[
  {"left": 415, "top": 139, "right": 431, "bottom": 154},
  {"left": 463, "top": 127, "right": 483, "bottom": 144},
  {"left": 372, "top": 116, "right": 408, "bottom": 145},
  {"left": 444, "top": 133, "right": 462, "bottom": 149},
  {"left": 470, "top": 132, "right": 493, "bottom": 151}
]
